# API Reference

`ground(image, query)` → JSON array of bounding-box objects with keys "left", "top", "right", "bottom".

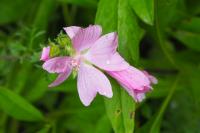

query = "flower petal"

[
  {"left": 40, "top": 46, "right": 50, "bottom": 61},
  {"left": 107, "top": 66, "right": 153, "bottom": 102},
  {"left": 86, "top": 52, "right": 129, "bottom": 71},
  {"left": 63, "top": 26, "right": 81, "bottom": 39},
  {"left": 77, "top": 63, "right": 112, "bottom": 106},
  {"left": 72, "top": 25, "right": 102, "bottom": 52},
  {"left": 85, "top": 32, "right": 129, "bottom": 71},
  {"left": 121, "top": 83, "right": 148, "bottom": 102},
  {"left": 107, "top": 66, "right": 150, "bottom": 91},
  {"left": 42, "top": 57, "right": 72, "bottom": 73},
  {"left": 134, "top": 92, "right": 145, "bottom": 102},
  {"left": 48, "top": 70, "right": 72, "bottom": 87},
  {"left": 86, "top": 32, "right": 117, "bottom": 56},
  {"left": 143, "top": 71, "right": 158, "bottom": 84}
]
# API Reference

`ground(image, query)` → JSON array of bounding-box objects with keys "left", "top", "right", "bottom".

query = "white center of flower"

[
  {"left": 71, "top": 54, "right": 82, "bottom": 70},
  {"left": 71, "top": 59, "right": 79, "bottom": 67}
]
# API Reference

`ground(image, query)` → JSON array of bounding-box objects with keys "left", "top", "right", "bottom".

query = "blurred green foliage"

[{"left": 0, "top": 0, "right": 200, "bottom": 133}]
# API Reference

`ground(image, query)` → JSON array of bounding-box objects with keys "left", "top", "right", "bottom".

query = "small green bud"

[
  {"left": 55, "top": 32, "right": 72, "bottom": 48},
  {"left": 49, "top": 44, "right": 60, "bottom": 57},
  {"left": 48, "top": 39, "right": 55, "bottom": 46}
]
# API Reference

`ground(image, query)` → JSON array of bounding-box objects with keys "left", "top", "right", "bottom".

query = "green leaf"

[
  {"left": 96, "top": 0, "right": 143, "bottom": 132},
  {"left": 96, "top": 0, "right": 143, "bottom": 63},
  {"left": 59, "top": 0, "right": 97, "bottom": 8},
  {"left": 178, "top": 17, "right": 200, "bottom": 34},
  {"left": 147, "top": 77, "right": 173, "bottom": 98},
  {"left": 159, "top": 69, "right": 200, "bottom": 132},
  {"left": 103, "top": 81, "right": 136, "bottom": 133},
  {"left": 117, "top": 0, "right": 140, "bottom": 130},
  {"left": 121, "top": 90, "right": 135, "bottom": 133},
  {"left": 29, "top": 0, "right": 56, "bottom": 49},
  {"left": 187, "top": 67, "right": 200, "bottom": 105},
  {"left": 0, "top": 0, "right": 30, "bottom": 24},
  {"left": 118, "top": 0, "right": 144, "bottom": 63},
  {"left": 95, "top": 115, "right": 112, "bottom": 133},
  {"left": 25, "top": 75, "right": 48, "bottom": 102},
  {"left": 37, "top": 124, "right": 51, "bottom": 133},
  {"left": 173, "top": 30, "right": 200, "bottom": 52},
  {"left": 156, "top": 0, "right": 178, "bottom": 28},
  {"left": 95, "top": 0, "right": 117, "bottom": 33},
  {"left": 33, "top": 0, "right": 56, "bottom": 30},
  {"left": 0, "top": 88, "right": 44, "bottom": 121},
  {"left": 129, "top": 0, "right": 154, "bottom": 25},
  {"left": 11, "top": 63, "right": 32, "bottom": 94},
  {"left": 137, "top": 74, "right": 181, "bottom": 133},
  {"left": 187, "top": 0, "right": 200, "bottom": 15},
  {"left": 104, "top": 80, "right": 124, "bottom": 133},
  {"left": 154, "top": 0, "right": 178, "bottom": 68},
  {"left": 48, "top": 79, "right": 76, "bottom": 93},
  {"left": 149, "top": 74, "right": 180, "bottom": 133}
]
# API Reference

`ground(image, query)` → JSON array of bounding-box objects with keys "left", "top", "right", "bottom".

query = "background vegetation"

[{"left": 0, "top": 0, "right": 200, "bottom": 132}]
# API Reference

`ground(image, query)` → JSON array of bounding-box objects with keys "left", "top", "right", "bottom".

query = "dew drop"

[{"left": 106, "top": 60, "right": 110, "bottom": 65}]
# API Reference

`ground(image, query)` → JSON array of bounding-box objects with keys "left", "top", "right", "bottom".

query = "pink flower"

[
  {"left": 107, "top": 68, "right": 157, "bottom": 102},
  {"left": 41, "top": 25, "right": 157, "bottom": 106},
  {"left": 41, "top": 25, "right": 129, "bottom": 106},
  {"left": 40, "top": 46, "right": 50, "bottom": 61}
]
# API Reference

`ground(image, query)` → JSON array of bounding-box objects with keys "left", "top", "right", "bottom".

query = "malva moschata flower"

[{"left": 40, "top": 25, "right": 157, "bottom": 106}]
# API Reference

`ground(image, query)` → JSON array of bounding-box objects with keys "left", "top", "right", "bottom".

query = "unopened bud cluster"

[{"left": 48, "top": 32, "right": 74, "bottom": 58}]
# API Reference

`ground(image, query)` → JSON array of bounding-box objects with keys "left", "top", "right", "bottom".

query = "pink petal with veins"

[
  {"left": 72, "top": 25, "right": 102, "bottom": 52},
  {"left": 85, "top": 32, "right": 129, "bottom": 71},
  {"left": 42, "top": 57, "right": 72, "bottom": 73},
  {"left": 63, "top": 26, "right": 81, "bottom": 39},
  {"left": 107, "top": 66, "right": 153, "bottom": 102},
  {"left": 77, "top": 62, "right": 112, "bottom": 106},
  {"left": 48, "top": 70, "right": 72, "bottom": 87},
  {"left": 107, "top": 66, "right": 150, "bottom": 90}
]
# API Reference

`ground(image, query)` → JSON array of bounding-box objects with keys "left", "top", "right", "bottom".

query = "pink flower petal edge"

[
  {"left": 84, "top": 32, "right": 129, "bottom": 71},
  {"left": 70, "top": 25, "right": 102, "bottom": 52},
  {"left": 63, "top": 26, "right": 81, "bottom": 39},
  {"left": 40, "top": 46, "right": 50, "bottom": 61},
  {"left": 143, "top": 71, "right": 158, "bottom": 84},
  {"left": 42, "top": 57, "right": 72, "bottom": 73},
  {"left": 77, "top": 62, "right": 112, "bottom": 106},
  {"left": 48, "top": 69, "right": 72, "bottom": 87},
  {"left": 107, "top": 66, "right": 157, "bottom": 102}
]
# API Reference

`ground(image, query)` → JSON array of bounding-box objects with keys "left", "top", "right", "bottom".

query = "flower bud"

[
  {"left": 49, "top": 43, "right": 60, "bottom": 57},
  {"left": 56, "top": 32, "right": 72, "bottom": 48}
]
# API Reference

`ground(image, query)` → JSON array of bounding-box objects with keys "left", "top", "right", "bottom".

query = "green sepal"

[
  {"left": 49, "top": 43, "right": 60, "bottom": 57},
  {"left": 55, "top": 32, "right": 72, "bottom": 48},
  {"left": 72, "top": 69, "right": 77, "bottom": 79}
]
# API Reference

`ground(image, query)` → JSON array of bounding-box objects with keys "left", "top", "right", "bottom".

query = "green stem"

[
  {"left": 62, "top": 4, "right": 77, "bottom": 25},
  {"left": 150, "top": 73, "right": 181, "bottom": 133},
  {"left": 62, "top": 5, "right": 71, "bottom": 25}
]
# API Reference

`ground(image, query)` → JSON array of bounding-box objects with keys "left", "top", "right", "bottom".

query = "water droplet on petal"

[{"left": 106, "top": 60, "right": 110, "bottom": 65}]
